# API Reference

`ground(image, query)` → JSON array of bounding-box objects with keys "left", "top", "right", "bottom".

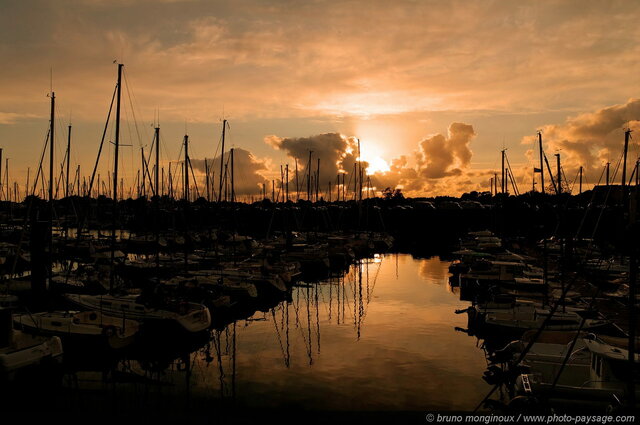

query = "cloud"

[
  {"left": 265, "top": 123, "right": 478, "bottom": 197},
  {"left": 366, "top": 122, "right": 478, "bottom": 196},
  {"left": 521, "top": 98, "right": 640, "bottom": 184},
  {"left": 266, "top": 133, "right": 359, "bottom": 190},
  {"left": 0, "top": 112, "right": 39, "bottom": 125},
  {"left": 188, "top": 147, "right": 268, "bottom": 196},
  {"left": 416, "top": 122, "right": 475, "bottom": 179}
]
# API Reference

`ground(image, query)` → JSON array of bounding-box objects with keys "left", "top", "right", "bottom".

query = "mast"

[
  {"left": 66, "top": 124, "right": 71, "bottom": 198},
  {"left": 230, "top": 148, "right": 235, "bottom": 202},
  {"left": 224, "top": 163, "right": 228, "bottom": 201},
  {"left": 556, "top": 153, "right": 562, "bottom": 194},
  {"left": 358, "top": 138, "right": 362, "bottom": 202},
  {"left": 184, "top": 134, "right": 189, "bottom": 201},
  {"left": 316, "top": 158, "right": 320, "bottom": 202},
  {"left": 307, "top": 151, "right": 312, "bottom": 201},
  {"left": 579, "top": 166, "right": 583, "bottom": 194},
  {"left": 110, "top": 63, "right": 123, "bottom": 293},
  {"left": 140, "top": 147, "right": 146, "bottom": 197},
  {"left": 218, "top": 119, "right": 227, "bottom": 202},
  {"left": 155, "top": 125, "right": 160, "bottom": 198},
  {"left": 538, "top": 132, "right": 545, "bottom": 194},
  {"left": 48, "top": 88, "right": 55, "bottom": 289},
  {"left": 205, "top": 158, "right": 210, "bottom": 201},
  {"left": 606, "top": 162, "right": 610, "bottom": 186},
  {"left": 622, "top": 129, "right": 631, "bottom": 187},
  {"left": 49, "top": 91, "right": 55, "bottom": 203},
  {"left": 295, "top": 159, "right": 299, "bottom": 201},
  {"left": 501, "top": 149, "right": 506, "bottom": 194}
]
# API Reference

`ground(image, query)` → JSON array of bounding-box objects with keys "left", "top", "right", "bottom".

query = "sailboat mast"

[
  {"left": 501, "top": 149, "right": 506, "bottom": 194},
  {"left": 218, "top": 119, "right": 227, "bottom": 202},
  {"left": 307, "top": 151, "right": 312, "bottom": 201},
  {"left": 140, "top": 147, "right": 146, "bottom": 197},
  {"left": 556, "top": 153, "right": 562, "bottom": 194},
  {"left": 205, "top": 158, "right": 210, "bottom": 201},
  {"left": 155, "top": 125, "right": 160, "bottom": 197},
  {"left": 66, "top": 124, "right": 71, "bottom": 198},
  {"left": 622, "top": 129, "right": 631, "bottom": 187},
  {"left": 316, "top": 158, "right": 320, "bottom": 202},
  {"left": 579, "top": 166, "right": 583, "bottom": 194},
  {"left": 230, "top": 148, "right": 235, "bottom": 202},
  {"left": 113, "top": 64, "right": 122, "bottom": 203},
  {"left": 110, "top": 63, "right": 123, "bottom": 293},
  {"left": 295, "top": 159, "right": 299, "bottom": 201},
  {"left": 538, "top": 132, "right": 545, "bottom": 194},
  {"left": 358, "top": 138, "right": 362, "bottom": 202},
  {"left": 49, "top": 92, "right": 55, "bottom": 203},
  {"left": 184, "top": 134, "right": 189, "bottom": 201}
]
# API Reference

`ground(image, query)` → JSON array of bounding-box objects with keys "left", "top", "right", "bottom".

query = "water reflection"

[{"left": 9, "top": 255, "right": 489, "bottom": 416}]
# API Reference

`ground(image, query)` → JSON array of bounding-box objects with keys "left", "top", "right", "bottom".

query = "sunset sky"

[{"left": 1, "top": 0, "right": 639, "bottom": 198}]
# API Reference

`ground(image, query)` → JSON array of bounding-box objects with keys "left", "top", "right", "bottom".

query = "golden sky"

[{"left": 1, "top": 0, "right": 639, "bottom": 198}]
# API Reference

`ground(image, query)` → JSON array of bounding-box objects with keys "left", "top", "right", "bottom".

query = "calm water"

[
  {"left": 223, "top": 254, "right": 488, "bottom": 411},
  {"left": 24, "top": 254, "right": 490, "bottom": 420}
]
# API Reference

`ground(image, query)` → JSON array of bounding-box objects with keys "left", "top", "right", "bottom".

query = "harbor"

[{"left": 1, "top": 1, "right": 639, "bottom": 423}]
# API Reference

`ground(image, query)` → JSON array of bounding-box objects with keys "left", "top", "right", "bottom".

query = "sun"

[
  {"left": 352, "top": 121, "right": 406, "bottom": 174},
  {"left": 362, "top": 154, "right": 390, "bottom": 174},
  {"left": 357, "top": 140, "right": 390, "bottom": 174}
]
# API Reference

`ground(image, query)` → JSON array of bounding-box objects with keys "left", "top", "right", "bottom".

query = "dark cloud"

[
  {"left": 189, "top": 147, "right": 268, "bottom": 195},
  {"left": 266, "top": 133, "right": 367, "bottom": 192}
]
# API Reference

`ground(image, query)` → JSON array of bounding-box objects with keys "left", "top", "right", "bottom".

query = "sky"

[{"left": 0, "top": 0, "right": 639, "bottom": 199}]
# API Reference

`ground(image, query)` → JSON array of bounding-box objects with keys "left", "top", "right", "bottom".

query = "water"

[
  {"left": 11, "top": 254, "right": 491, "bottom": 420},
  {"left": 224, "top": 254, "right": 488, "bottom": 412}
]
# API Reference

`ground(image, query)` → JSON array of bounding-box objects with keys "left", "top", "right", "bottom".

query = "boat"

[
  {"left": 0, "top": 308, "right": 63, "bottom": 381},
  {"left": 514, "top": 334, "right": 640, "bottom": 409},
  {"left": 13, "top": 310, "right": 139, "bottom": 349},
  {"left": 64, "top": 294, "right": 211, "bottom": 333},
  {"left": 481, "top": 306, "right": 610, "bottom": 333}
]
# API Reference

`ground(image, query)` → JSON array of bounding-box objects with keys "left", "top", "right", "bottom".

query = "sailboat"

[
  {"left": 13, "top": 310, "right": 139, "bottom": 349},
  {"left": 514, "top": 334, "right": 640, "bottom": 409},
  {"left": 0, "top": 307, "right": 63, "bottom": 380},
  {"left": 64, "top": 293, "right": 210, "bottom": 333},
  {"left": 62, "top": 64, "right": 211, "bottom": 334}
]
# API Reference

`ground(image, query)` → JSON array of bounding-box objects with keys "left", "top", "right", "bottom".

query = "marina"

[{"left": 1, "top": 1, "right": 639, "bottom": 423}]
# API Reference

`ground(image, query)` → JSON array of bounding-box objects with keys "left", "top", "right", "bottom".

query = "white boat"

[
  {"left": 0, "top": 308, "right": 63, "bottom": 380},
  {"left": 497, "top": 330, "right": 592, "bottom": 386},
  {"left": 13, "top": 310, "right": 139, "bottom": 349},
  {"left": 482, "top": 307, "right": 610, "bottom": 332},
  {"left": 515, "top": 335, "right": 640, "bottom": 408},
  {"left": 64, "top": 294, "right": 211, "bottom": 333}
]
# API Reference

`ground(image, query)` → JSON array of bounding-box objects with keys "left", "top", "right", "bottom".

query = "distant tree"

[
  {"left": 383, "top": 187, "right": 404, "bottom": 200},
  {"left": 382, "top": 187, "right": 393, "bottom": 199}
]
